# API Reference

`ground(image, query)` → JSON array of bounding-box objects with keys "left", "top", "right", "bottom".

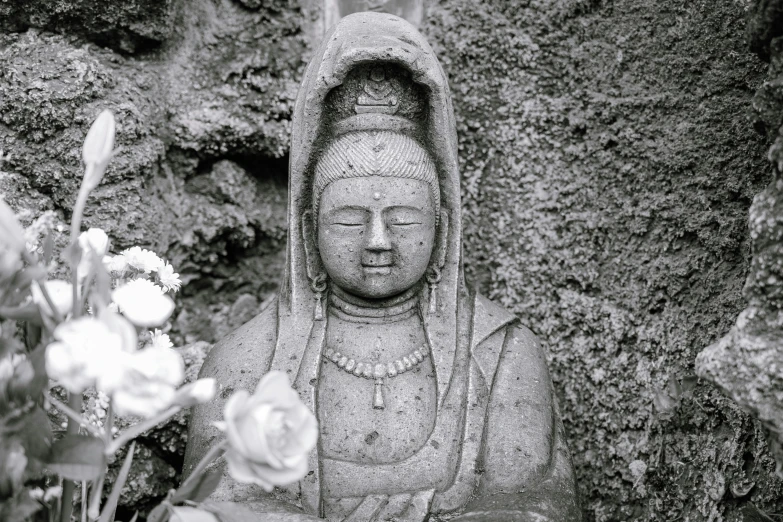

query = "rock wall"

[
  {"left": 696, "top": 0, "right": 783, "bottom": 503},
  {"left": 1, "top": 0, "right": 782, "bottom": 520}
]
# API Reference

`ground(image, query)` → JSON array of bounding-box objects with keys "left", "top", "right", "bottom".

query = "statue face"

[{"left": 317, "top": 176, "right": 437, "bottom": 299}]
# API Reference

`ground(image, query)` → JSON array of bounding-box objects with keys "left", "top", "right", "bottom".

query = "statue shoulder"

[
  {"left": 470, "top": 296, "right": 578, "bottom": 507},
  {"left": 184, "top": 299, "right": 280, "bottom": 477},
  {"left": 198, "top": 297, "right": 279, "bottom": 388},
  {"left": 470, "top": 293, "right": 543, "bottom": 385}
]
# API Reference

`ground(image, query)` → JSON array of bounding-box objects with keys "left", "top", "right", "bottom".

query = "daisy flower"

[{"left": 157, "top": 262, "right": 181, "bottom": 292}]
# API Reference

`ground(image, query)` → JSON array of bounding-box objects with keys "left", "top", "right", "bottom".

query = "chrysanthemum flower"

[
  {"left": 112, "top": 279, "right": 174, "bottom": 327},
  {"left": 149, "top": 329, "right": 173, "bottom": 350},
  {"left": 103, "top": 254, "right": 129, "bottom": 274},
  {"left": 121, "top": 246, "right": 163, "bottom": 274}
]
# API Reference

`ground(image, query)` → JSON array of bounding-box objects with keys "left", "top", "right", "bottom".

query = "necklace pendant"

[{"left": 373, "top": 378, "right": 385, "bottom": 409}]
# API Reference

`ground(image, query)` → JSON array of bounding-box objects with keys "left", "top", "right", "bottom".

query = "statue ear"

[
  {"left": 301, "top": 210, "right": 322, "bottom": 284},
  {"left": 434, "top": 209, "right": 449, "bottom": 270}
]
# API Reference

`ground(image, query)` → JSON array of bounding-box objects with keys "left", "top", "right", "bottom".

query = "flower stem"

[
  {"left": 87, "top": 470, "right": 105, "bottom": 520},
  {"left": 59, "top": 392, "right": 83, "bottom": 522},
  {"left": 47, "top": 393, "right": 102, "bottom": 438},
  {"left": 182, "top": 439, "right": 228, "bottom": 485},
  {"left": 81, "top": 481, "right": 88, "bottom": 522},
  {"left": 70, "top": 183, "right": 90, "bottom": 320},
  {"left": 104, "top": 405, "right": 181, "bottom": 456}
]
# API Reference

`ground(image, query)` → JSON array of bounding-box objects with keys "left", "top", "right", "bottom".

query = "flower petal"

[{"left": 224, "top": 450, "right": 274, "bottom": 492}]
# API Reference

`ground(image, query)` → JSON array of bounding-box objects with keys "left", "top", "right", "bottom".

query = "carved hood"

[{"left": 269, "top": 12, "right": 468, "bottom": 515}]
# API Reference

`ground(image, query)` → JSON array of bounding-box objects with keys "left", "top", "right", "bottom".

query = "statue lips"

[{"left": 362, "top": 251, "right": 394, "bottom": 275}]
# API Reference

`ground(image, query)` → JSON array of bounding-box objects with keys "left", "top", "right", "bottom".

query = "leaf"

[
  {"left": 0, "top": 488, "right": 42, "bottom": 522},
  {"left": 171, "top": 469, "right": 222, "bottom": 503},
  {"left": 0, "top": 303, "right": 42, "bottom": 322},
  {"left": 170, "top": 507, "right": 219, "bottom": 522},
  {"left": 18, "top": 406, "right": 53, "bottom": 478},
  {"left": 147, "top": 504, "right": 170, "bottom": 522},
  {"left": 46, "top": 434, "right": 106, "bottom": 481},
  {"left": 98, "top": 440, "right": 135, "bottom": 522}
]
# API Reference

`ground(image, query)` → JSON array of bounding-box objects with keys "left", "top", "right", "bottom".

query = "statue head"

[{"left": 312, "top": 130, "right": 440, "bottom": 299}]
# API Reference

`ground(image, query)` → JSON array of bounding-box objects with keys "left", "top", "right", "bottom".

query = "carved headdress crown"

[
  {"left": 325, "top": 63, "right": 427, "bottom": 137},
  {"left": 313, "top": 63, "right": 438, "bottom": 219}
]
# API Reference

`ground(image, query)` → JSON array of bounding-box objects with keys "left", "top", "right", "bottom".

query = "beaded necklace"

[
  {"left": 323, "top": 285, "right": 429, "bottom": 409},
  {"left": 322, "top": 344, "right": 429, "bottom": 409}
]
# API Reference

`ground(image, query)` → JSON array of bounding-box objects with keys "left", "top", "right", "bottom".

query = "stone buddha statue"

[{"left": 183, "top": 12, "right": 580, "bottom": 522}]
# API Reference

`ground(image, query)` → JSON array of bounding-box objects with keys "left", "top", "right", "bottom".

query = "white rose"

[
  {"left": 79, "top": 228, "right": 109, "bottom": 257},
  {"left": 112, "top": 279, "right": 175, "bottom": 327},
  {"left": 31, "top": 280, "right": 73, "bottom": 319},
  {"left": 0, "top": 197, "right": 26, "bottom": 255},
  {"left": 217, "top": 371, "right": 318, "bottom": 491},
  {"left": 109, "top": 346, "right": 185, "bottom": 418},
  {"left": 45, "top": 317, "right": 125, "bottom": 393}
]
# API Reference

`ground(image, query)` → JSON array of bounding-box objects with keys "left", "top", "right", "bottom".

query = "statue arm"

[
  {"left": 182, "top": 302, "right": 319, "bottom": 521},
  {"left": 456, "top": 325, "right": 581, "bottom": 522}
]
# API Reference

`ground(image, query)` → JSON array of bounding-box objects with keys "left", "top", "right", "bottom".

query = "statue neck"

[{"left": 328, "top": 283, "right": 422, "bottom": 323}]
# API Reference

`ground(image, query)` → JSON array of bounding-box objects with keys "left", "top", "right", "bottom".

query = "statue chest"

[{"left": 316, "top": 312, "right": 437, "bottom": 464}]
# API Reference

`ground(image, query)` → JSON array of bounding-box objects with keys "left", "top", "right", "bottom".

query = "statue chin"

[{"left": 329, "top": 275, "right": 422, "bottom": 301}]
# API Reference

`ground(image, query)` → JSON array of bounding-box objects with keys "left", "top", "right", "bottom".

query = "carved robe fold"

[{"left": 184, "top": 290, "right": 580, "bottom": 521}]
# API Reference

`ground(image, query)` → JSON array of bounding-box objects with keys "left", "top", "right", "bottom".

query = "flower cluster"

[
  {"left": 43, "top": 239, "right": 194, "bottom": 418},
  {"left": 0, "top": 109, "right": 318, "bottom": 522}
]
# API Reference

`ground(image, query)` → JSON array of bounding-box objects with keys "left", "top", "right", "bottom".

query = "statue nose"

[{"left": 366, "top": 213, "right": 391, "bottom": 251}]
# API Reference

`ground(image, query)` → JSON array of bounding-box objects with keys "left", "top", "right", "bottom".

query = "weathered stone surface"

[
  {"left": 422, "top": 1, "right": 783, "bottom": 520},
  {"left": 3, "top": 0, "right": 783, "bottom": 519},
  {"left": 696, "top": 0, "right": 783, "bottom": 492},
  {"left": 0, "top": 0, "right": 180, "bottom": 54}
]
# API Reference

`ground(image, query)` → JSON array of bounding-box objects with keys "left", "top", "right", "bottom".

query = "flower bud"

[
  {"left": 81, "top": 110, "right": 116, "bottom": 191},
  {"left": 173, "top": 378, "right": 217, "bottom": 407},
  {"left": 79, "top": 228, "right": 109, "bottom": 258},
  {"left": 77, "top": 228, "right": 110, "bottom": 280}
]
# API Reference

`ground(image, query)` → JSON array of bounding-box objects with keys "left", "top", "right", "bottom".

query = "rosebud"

[
  {"left": 173, "top": 378, "right": 217, "bottom": 407},
  {"left": 81, "top": 110, "right": 116, "bottom": 192},
  {"left": 79, "top": 228, "right": 109, "bottom": 257},
  {"left": 0, "top": 198, "right": 26, "bottom": 255},
  {"left": 77, "top": 228, "right": 110, "bottom": 280}
]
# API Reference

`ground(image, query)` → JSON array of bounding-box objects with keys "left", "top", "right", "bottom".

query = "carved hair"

[{"left": 312, "top": 130, "right": 440, "bottom": 219}]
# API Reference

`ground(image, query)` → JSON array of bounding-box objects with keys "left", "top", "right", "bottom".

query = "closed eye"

[
  {"left": 333, "top": 223, "right": 364, "bottom": 227},
  {"left": 390, "top": 222, "right": 422, "bottom": 227}
]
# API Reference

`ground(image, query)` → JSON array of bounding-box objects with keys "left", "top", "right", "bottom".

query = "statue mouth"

[{"left": 362, "top": 264, "right": 393, "bottom": 275}]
